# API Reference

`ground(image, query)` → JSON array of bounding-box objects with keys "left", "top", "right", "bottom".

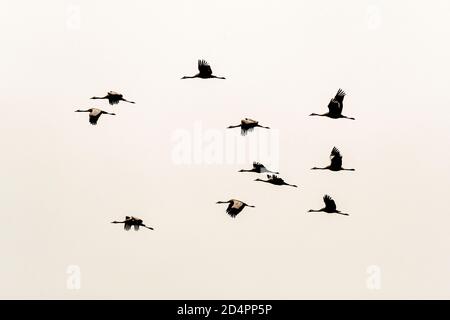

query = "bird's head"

[{"left": 238, "top": 169, "right": 245, "bottom": 172}]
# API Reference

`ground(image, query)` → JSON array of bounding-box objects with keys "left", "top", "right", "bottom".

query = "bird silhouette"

[
  {"left": 311, "top": 147, "right": 355, "bottom": 172},
  {"left": 181, "top": 59, "right": 225, "bottom": 79},
  {"left": 227, "top": 118, "right": 270, "bottom": 136},
  {"left": 310, "top": 89, "right": 355, "bottom": 120},
  {"left": 111, "top": 216, "right": 154, "bottom": 231},
  {"left": 308, "top": 195, "right": 349, "bottom": 216},
  {"left": 216, "top": 199, "right": 255, "bottom": 218},
  {"left": 239, "top": 162, "right": 279, "bottom": 174},
  {"left": 74, "top": 108, "right": 115, "bottom": 125},
  {"left": 91, "top": 91, "right": 135, "bottom": 105},
  {"left": 255, "top": 174, "right": 298, "bottom": 187}
]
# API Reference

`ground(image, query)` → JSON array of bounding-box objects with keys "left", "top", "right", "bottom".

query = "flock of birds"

[{"left": 75, "top": 60, "right": 356, "bottom": 230}]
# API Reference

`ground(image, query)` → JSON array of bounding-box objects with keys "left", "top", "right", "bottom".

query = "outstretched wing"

[
  {"left": 268, "top": 174, "right": 283, "bottom": 183},
  {"left": 124, "top": 223, "right": 132, "bottom": 231},
  {"left": 327, "top": 99, "right": 341, "bottom": 115},
  {"left": 253, "top": 162, "right": 265, "bottom": 170},
  {"left": 334, "top": 89, "right": 346, "bottom": 106},
  {"left": 89, "top": 114, "right": 100, "bottom": 125},
  {"left": 226, "top": 200, "right": 244, "bottom": 218},
  {"left": 198, "top": 60, "right": 213, "bottom": 77},
  {"left": 323, "top": 195, "right": 337, "bottom": 211},
  {"left": 330, "top": 147, "right": 343, "bottom": 168},
  {"left": 226, "top": 203, "right": 238, "bottom": 218}
]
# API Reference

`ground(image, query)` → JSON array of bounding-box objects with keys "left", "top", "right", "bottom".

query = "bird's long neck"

[
  {"left": 309, "top": 113, "right": 326, "bottom": 117},
  {"left": 239, "top": 169, "right": 254, "bottom": 172},
  {"left": 111, "top": 221, "right": 125, "bottom": 224},
  {"left": 256, "top": 125, "right": 270, "bottom": 129},
  {"left": 308, "top": 209, "right": 323, "bottom": 213},
  {"left": 341, "top": 115, "right": 355, "bottom": 120},
  {"left": 181, "top": 75, "right": 198, "bottom": 79},
  {"left": 75, "top": 109, "right": 90, "bottom": 113},
  {"left": 91, "top": 96, "right": 107, "bottom": 100},
  {"left": 227, "top": 124, "right": 241, "bottom": 129},
  {"left": 255, "top": 178, "right": 269, "bottom": 183},
  {"left": 311, "top": 166, "right": 328, "bottom": 170},
  {"left": 335, "top": 211, "right": 349, "bottom": 216},
  {"left": 216, "top": 201, "right": 230, "bottom": 204},
  {"left": 342, "top": 168, "right": 355, "bottom": 171},
  {"left": 245, "top": 204, "right": 255, "bottom": 208},
  {"left": 121, "top": 98, "right": 135, "bottom": 104},
  {"left": 211, "top": 75, "right": 226, "bottom": 79}
]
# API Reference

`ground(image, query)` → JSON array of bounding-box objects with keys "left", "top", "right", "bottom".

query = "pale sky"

[{"left": 1, "top": 0, "right": 450, "bottom": 299}]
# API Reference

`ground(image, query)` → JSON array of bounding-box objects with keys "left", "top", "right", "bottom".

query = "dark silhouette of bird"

[
  {"left": 74, "top": 108, "right": 115, "bottom": 125},
  {"left": 111, "top": 216, "right": 154, "bottom": 231},
  {"left": 309, "top": 89, "right": 355, "bottom": 120},
  {"left": 255, "top": 175, "right": 298, "bottom": 187},
  {"left": 216, "top": 199, "right": 255, "bottom": 218},
  {"left": 308, "top": 195, "right": 349, "bottom": 216},
  {"left": 91, "top": 91, "right": 135, "bottom": 105},
  {"left": 239, "top": 162, "right": 279, "bottom": 174},
  {"left": 227, "top": 118, "right": 270, "bottom": 135},
  {"left": 311, "top": 147, "right": 355, "bottom": 172},
  {"left": 181, "top": 60, "right": 225, "bottom": 79}
]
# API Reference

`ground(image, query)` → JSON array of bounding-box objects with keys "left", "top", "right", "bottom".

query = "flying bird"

[
  {"left": 308, "top": 195, "right": 349, "bottom": 216},
  {"left": 111, "top": 216, "right": 154, "bottom": 231},
  {"left": 181, "top": 59, "right": 225, "bottom": 79},
  {"left": 239, "top": 162, "right": 279, "bottom": 174},
  {"left": 74, "top": 108, "right": 115, "bottom": 125},
  {"left": 91, "top": 91, "right": 135, "bottom": 105},
  {"left": 310, "top": 89, "right": 355, "bottom": 120},
  {"left": 216, "top": 199, "right": 255, "bottom": 218},
  {"left": 311, "top": 147, "right": 355, "bottom": 172},
  {"left": 227, "top": 118, "right": 270, "bottom": 136},
  {"left": 255, "top": 175, "right": 298, "bottom": 187}
]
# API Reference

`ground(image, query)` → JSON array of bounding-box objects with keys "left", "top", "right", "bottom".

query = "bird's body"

[
  {"left": 91, "top": 91, "right": 135, "bottom": 105},
  {"left": 308, "top": 195, "right": 349, "bottom": 216},
  {"left": 74, "top": 108, "right": 115, "bottom": 125},
  {"left": 227, "top": 118, "right": 270, "bottom": 136},
  {"left": 255, "top": 174, "right": 298, "bottom": 187},
  {"left": 311, "top": 147, "right": 355, "bottom": 172},
  {"left": 111, "top": 216, "right": 154, "bottom": 231},
  {"left": 216, "top": 199, "right": 255, "bottom": 218},
  {"left": 310, "top": 89, "right": 355, "bottom": 120},
  {"left": 239, "top": 162, "right": 279, "bottom": 174},
  {"left": 181, "top": 60, "right": 226, "bottom": 79}
]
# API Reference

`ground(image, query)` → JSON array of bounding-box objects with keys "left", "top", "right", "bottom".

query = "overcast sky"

[{"left": 1, "top": 0, "right": 450, "bottom": 299}]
